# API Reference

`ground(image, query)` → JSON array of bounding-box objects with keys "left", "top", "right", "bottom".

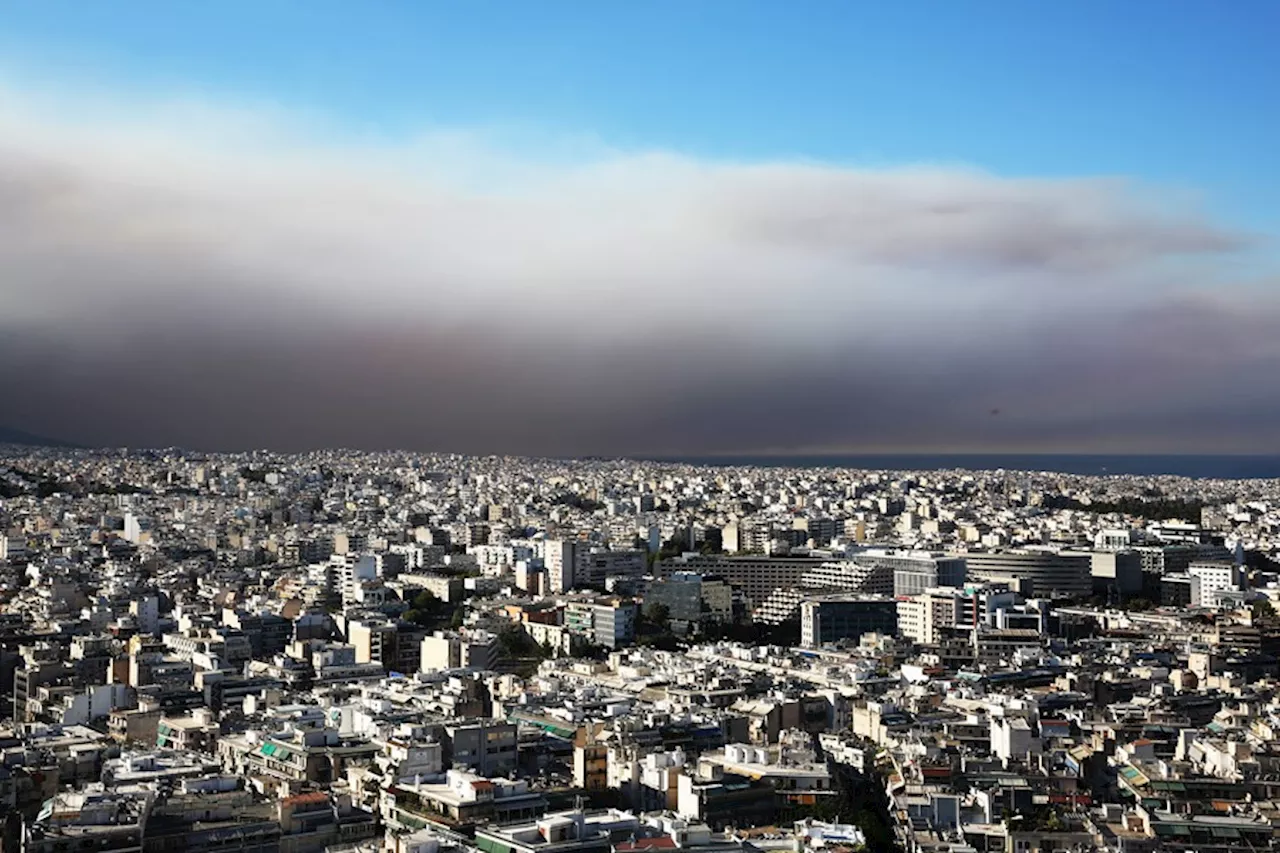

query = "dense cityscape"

[
  {"left": 4, "top": 444, "right": 1280, "bottom": 853},
  {"left": 4, "top": 3, "right": 1278, "bottom": 852}
]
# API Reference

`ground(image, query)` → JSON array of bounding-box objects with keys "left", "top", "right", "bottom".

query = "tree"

[
  {"left": 1246, "top": 551, "right": 1280, "bottom": 573},
  {"left": 1252, "top": 599, "right": 1278, "bottom": 627},
  {"left": 497, "top": 625, "right": 539, "bottom": 656},
  {"left": 1041, "top": 493, "right": 1206, "bottom": 522},
  {"left": 658, "top": 532, "right": 691, "bottom": 559},
  {"left": 764, "top": 619, "right": 801, "bottom": 647},
  {"left": 637, "top": 633, "right": 683, "bottom": 652},
  {"left": 643, "top": 602, "right": 671, "bottom": 630},
  {"left": 551, "top": 492, "right": 605, "bottom": 513},
  {"left": 823, "top": 761, "right": 897, "bottom": 853},
  {"left": 403, "top": 609, "right": 432, "bottom": 627}
]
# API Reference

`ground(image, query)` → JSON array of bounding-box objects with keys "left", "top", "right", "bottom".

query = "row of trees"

[
  {"left": 656, "top": 528, "right": 724, "bottom": 560},
  {"left": 1041, "top": 494, "right": 1205, "bottom": 521},
  {"left": 0, "top": 465, "right": 150, "bottom": 499},
  {"left": 637, "top": 602, "right": 800, "bottom": 649},
  {"left": 402, "top": 590, "right": 465, "bottom": 630},
  {"left": 806, "top": 757, "right": 899, "bottom": 853}
]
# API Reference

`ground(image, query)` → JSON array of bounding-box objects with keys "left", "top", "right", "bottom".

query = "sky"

[{"left": 1, "top": 1, "right": 1278, "bottom": 456}]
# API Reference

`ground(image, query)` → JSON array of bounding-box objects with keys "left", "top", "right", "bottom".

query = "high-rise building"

[
  {"left": 123, "top": 513, "right": 152, "bottom": 545},
  {"left": 0, "top": 531, "right": 27, "bottom": 563},
  {"left": 1187, "top": 561, "right": 1244, "bottom": 608},
  {"left": 544, "top": 540, "right": 577, "bottom": 592},
  {"left": 576, "top": 548, "right": 646, "bottom": 589},
  {"left": 545, "top": 541, "right": 645, "bottom": 592},
  {"left": 1089, "top": 550, "right": 1144, "bottom": 597}
]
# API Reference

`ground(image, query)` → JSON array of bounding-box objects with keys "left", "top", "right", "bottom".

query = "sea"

[{"left": 649, "top": 454, "right": 1280, "bottom": 480}]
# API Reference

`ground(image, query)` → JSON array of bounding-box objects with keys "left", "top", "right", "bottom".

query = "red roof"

[{"left": 616, "top": 839, "right": 678, "bottom": 851}]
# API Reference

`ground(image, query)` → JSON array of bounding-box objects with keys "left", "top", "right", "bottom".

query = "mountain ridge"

[{"left": 0, "top": 425, "right": 81, "bottom": 449}]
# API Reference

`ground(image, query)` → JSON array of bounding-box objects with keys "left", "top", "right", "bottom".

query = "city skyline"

[
  {"left": 10, "top": 8, "right": 1280, "bottom": 852},
  {"left": 2, "top": 2, "right": 1279, "bottom": 455}
]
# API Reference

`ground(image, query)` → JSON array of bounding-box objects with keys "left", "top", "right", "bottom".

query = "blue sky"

[{"left": 3, "top": 0, "right": 1277, "bottom": 227}]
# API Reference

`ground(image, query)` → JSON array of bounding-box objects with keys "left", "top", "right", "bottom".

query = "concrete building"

[
  {"left": 658, "top": 555, "right": 829, "bottom": 605},
  {"left": 677, "top": 772, "right": 775, "bottom": 831},
  {"left": 896, "top": 583, "right": 1020, "bottom": 644},
  {"left": 0, "top": 532, "right": 27, "bottom": 563},
  {"left": 22, "top": 790, "right": 148, "bottom": 853},
  {"left": 123, "top": 513, "right": 152, "bottom": 545},
  {"left": 473, "top": 809, "right": 639, "bottom": 853},
  {"left": 420, "top": 629, "right": 500, "bottom": 673},
  {"left": 799, "top": 595, "right": 897, "bottom": 648},
  {"left": 645, "top": 572, "right": 736, "bottom": 636},
  {"left": 841, "top": 550, "right": 968, "bottom": 597},
  {"left": 990, "top": 715, "right": 1040, "bottom": 763},
  {"left": 400, "top": 573, "right": 467, "bottom": 603},
  {"left": 545, "top": 540, "right": 578, "bottom": 593},
  {"left": 548, "top": 542, "right": 647, "bottom": 593},
  {"left": 1188, "top": 561, "right": 1244, "bottom": 608},
  {"left": 385, "top": 770, "right": 547, "bottom": 829},
  {"left": 444, "top": 720, "right": 517, "bottom": 776},
  {"left": 335, "top": 554, "right": 380, "bottom": 605},
  {"left": 564, "top": 599, "right": 637, "bottom": 649},
  {"left": 155, "top": 708, "right": 219, "bottom": 752},
  {"left": 962, "top": 549, "right": 1091, "bottom": 599},
  {"left": 1089, "top": 550, "right": 1144, "bottom": 598},
  {"left": 800, "top": 560, "right": 895, "bottom": 596},
  {"left": 576, "top": 548, "right": 646, "bottom": 589}
]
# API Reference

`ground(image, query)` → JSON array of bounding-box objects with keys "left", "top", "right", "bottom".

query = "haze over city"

[
  {"left": 13, "top": 7, "right": 1280, "bottom": 853},
  {"left": 2, "top": 1, "right": 1278, "bottom": 456}
]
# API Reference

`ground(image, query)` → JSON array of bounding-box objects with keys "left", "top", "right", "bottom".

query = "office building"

[
  {"left": 963, "top": 550, "right": 1090, "bottom": 599},
  {"left": 645, "top": 572, "right": 736, "bottom": 636},
  {"left": 799, "top": 595, "right": 898, "bottom": 648}
]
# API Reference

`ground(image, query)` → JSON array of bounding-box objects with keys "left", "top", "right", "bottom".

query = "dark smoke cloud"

[{"left": 0, "top": 87, "right": 1273, "bottom": 454}]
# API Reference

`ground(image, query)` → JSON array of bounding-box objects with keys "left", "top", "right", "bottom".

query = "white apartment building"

[
  {"left": 545, "top": 541, "right": 645, "bottom": 592},
  {"left": 332, "top": 554, "right": 379, "bottom": 604},
  {"left": 420, "top": 630, "right": 499, "bottom": 673},
  {"left": 1187, "top": 561, "right": 1244, "bottom": 608},
  {"left": 896, "top": 584, "right": 1020, "bottom": 644},
  {"left": 544, "top": 540, "right": 576, "bottom": 592},
  {"left": 0, "top": 532, "right": 27, "bottom": 562},
  {"left": 123, "top": 513, "right": 152, "bottom": 545}
]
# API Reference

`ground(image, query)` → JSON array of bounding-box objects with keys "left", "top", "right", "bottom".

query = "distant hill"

[{"left": 0, "top": 425, "right": 80, "bottom": 449}]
